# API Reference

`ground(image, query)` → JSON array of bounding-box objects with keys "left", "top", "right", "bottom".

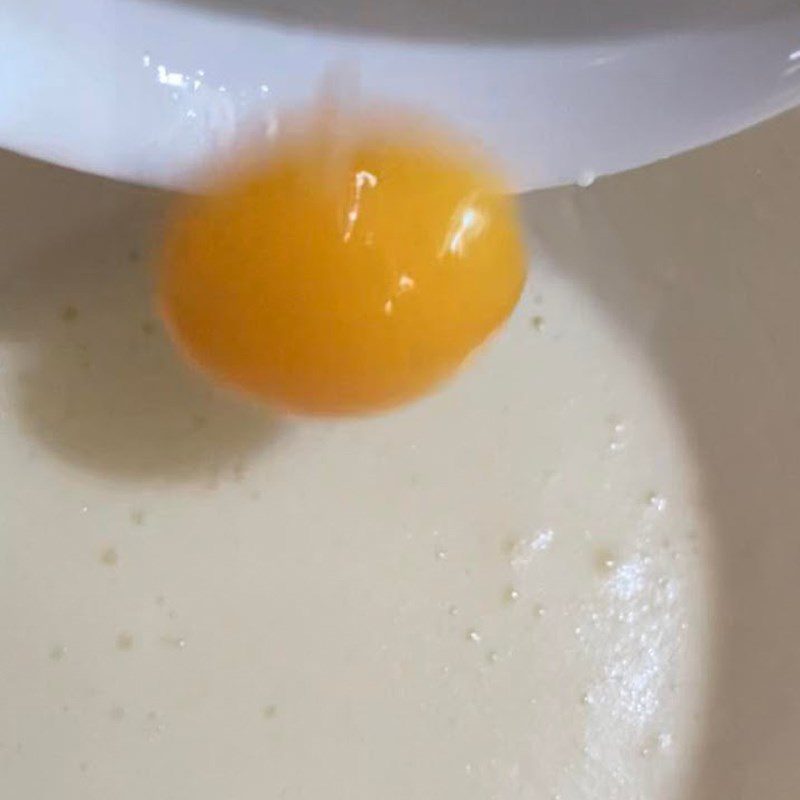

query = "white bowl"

[{"left": 4, "top": 0, "right": 800, "bottom": 191}]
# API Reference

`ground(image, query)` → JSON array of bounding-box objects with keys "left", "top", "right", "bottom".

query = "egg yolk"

[{"left": 159, "top": 129, "right": 526, "bottom": 415}]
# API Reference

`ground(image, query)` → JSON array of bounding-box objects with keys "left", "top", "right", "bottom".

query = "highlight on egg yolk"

[{"left": 159, "top": 126, "right": 527, "bottom": 415}]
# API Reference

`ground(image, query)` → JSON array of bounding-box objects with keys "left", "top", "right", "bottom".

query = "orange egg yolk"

[{"left": 159, "top": 130, "right": 526, "bottom": 415}]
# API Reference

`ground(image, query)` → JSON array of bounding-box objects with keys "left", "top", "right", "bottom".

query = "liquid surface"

[
  {"left": 160, "top": 132, "right": 525, "bottom": 414},
  {"left": 0, "top": 221, "right": 710, "bottom": 799}
]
